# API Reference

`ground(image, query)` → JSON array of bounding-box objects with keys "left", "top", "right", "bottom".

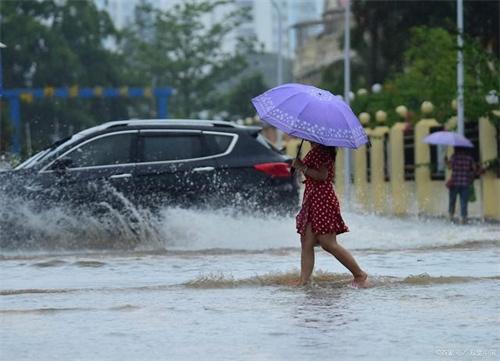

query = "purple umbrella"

[
  {"left": 251, "top": 83, "right": 368, "bottom": 148},
  {"left": 423, "top": 131, "right": 474, "bottom": 148}
]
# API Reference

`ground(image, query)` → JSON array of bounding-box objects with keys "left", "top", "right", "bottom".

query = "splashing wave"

[{"left": 1, "top": 187, "right": 499, "bottom": 255}]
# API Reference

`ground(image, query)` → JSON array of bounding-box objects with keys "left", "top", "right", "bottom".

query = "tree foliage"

[
  {"left": 350, "top": 0, "right": 499, "bottom": 88},
  {"left": 0, "top": 0, "right": 261, "bottom": 154},
  {"left": 124, "top": 0, "right": 257, "bottom": 118},
  {"left": 348, "top": 27, "right": 499, "bottom": 127},
  {"left": 222, "top": 72, "right": 267, "bottom": 119},
  {"left": 0, "top": 0, "right": 128, "bottom": 152}
]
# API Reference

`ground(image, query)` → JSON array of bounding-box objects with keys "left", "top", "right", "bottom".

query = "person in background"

[{"left": 446, "top": 147, "right": 478, "bottom": 224}]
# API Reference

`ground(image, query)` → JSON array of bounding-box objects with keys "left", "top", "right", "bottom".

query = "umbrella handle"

[{"left": 290, "top": 139, "right": 304, "bottom": 176}]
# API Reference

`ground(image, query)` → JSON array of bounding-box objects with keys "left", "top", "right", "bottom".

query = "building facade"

[
  {"left": 293, "top": 0, "right": 347, "bottom": 84},
  {"left": 95, "top": 0, "right": 323, "bottom": 59}
]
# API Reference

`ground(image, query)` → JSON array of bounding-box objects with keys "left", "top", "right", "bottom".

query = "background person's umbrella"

[
  {"left": 423, "top": 131, "right": 474, "bottom": 148},
  {"left": 251, "top": 83, "right": 369, "bottom": 148}
]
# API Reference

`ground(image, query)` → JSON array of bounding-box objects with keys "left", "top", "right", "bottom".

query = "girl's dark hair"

[{"left": 322, "top": 145, "right": 337, "bottom": 160}]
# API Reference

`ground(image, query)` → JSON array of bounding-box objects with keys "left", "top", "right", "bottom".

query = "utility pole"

[
  {"left": 457, "top": 0, "right": 465, "bottom": 135},
  {"left": 271, "top": 0, "right": 284, "bottom": 149},
  {"left": 343, "top": 0, "right": 352, "bottom": 207},
  {"left": 271, "top": 0, "right": 283, "bottom": 86},
  {"left": 0, "top": 42, "right": 6, "bottom": 153}
]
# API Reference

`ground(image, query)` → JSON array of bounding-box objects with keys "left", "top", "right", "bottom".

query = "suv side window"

[
  {"left": 60, "top": 133, "right": 134, "bottom": 168},
  {"left": 141, "top": 134, "right": 205, "bottom": 162},
  {"left": 203, "top": 133, "right": 234, "bottom": 155}
]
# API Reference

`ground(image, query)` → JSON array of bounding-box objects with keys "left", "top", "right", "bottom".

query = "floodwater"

[{"left": 1, "top": 205, "right": 499, "bottom": 361}]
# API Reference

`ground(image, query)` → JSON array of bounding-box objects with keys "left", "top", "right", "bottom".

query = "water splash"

[
  {"left": 0, "top": 186, "right": 164, "bottom": 251},
  {"left": 1, "top": 185, "right": 499, "bottom": 254}
]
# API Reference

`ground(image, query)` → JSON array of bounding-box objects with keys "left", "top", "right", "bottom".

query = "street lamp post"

[
  {"left": 271, "top": 0, "right": 284, "bottom": 149},
  {"left": 0, "top": 42, "right": 6, "bottom": 153},
  {"left": 457, "top": 0, "right": 465, "bottom": 135},
  {"left": 0, "top": 42, "right": 5, "bottom": 92},
  {"left": 271, "top": 0, "right": 283, "bottom": 86},
  {"left": 343, "top": 0, "right": 352, "bottom": 208}
]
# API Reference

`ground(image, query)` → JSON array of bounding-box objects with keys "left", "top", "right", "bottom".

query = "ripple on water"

[
  {"left": 72, "top": 260, "right": 107, "bottom": 268},
  {"left": 0, "top": 304, "right": 141, "bottom": 315},
  {"left": 29, "top": 259, "right": 107, "bottom": 268},
  {"left": 31, "top": 260, "right": 67, "bottom": 268}
]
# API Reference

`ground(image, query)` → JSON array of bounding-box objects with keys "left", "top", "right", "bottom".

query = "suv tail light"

[{"left": 254, "top": 162, "right": 291, "bottom": 178}]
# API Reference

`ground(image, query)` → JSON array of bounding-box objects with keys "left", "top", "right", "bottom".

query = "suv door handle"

[
  {"left": 109, "top": 173, "right": 132, "bottom": 179},
  {"left": 192, "top": 166, "right": 215, "bottom": 172}
]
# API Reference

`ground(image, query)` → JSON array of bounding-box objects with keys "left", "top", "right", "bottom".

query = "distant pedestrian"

[
  {"left": 292, "top": 142, "right": 368, "bottom": 288},
  {"left": 446, "top": 147, "right": 478, "bottom": 224}
]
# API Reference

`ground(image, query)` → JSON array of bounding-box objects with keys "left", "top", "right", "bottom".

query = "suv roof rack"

[
  {"left": 72, "top": 119, "right": 261, "bottom": 141},
  {"left": 105, "top": 119, "right": 243, "bottom": 129}
]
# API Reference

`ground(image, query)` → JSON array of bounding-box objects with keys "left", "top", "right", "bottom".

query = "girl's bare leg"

[
  {"left": 317, "top": 233, "right": 368, "bottom": 286},
  {"left": 298, "top": 223, "right": 316, "bottom": 285}
]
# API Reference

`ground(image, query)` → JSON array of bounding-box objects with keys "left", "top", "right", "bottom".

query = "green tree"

[
  {"left": 348, "top": 27, "right": 499, "bottom": 127},
  {"left": 124, "top": 0, "right": 257, "bottom": 118},
  {"left": 349, "top": 0, "right": 499, "bottom": 89},
  {"left": 222, "top": 72, "right": 267, "bottom": 119},
  {"left": 0, "top": 0, "right": 128, "bottom": 152},
  {"left": 320, "top": 60, "right": 365, "bottom": 97}
]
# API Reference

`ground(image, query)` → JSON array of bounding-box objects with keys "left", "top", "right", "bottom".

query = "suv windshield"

[{"left": 15, "top": 136, "right": 73, "bottom": 170}]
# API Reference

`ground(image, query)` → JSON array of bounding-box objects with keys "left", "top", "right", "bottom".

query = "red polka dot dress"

[{"left": 296, "top": 145, "right": 349, "bottom": 237}]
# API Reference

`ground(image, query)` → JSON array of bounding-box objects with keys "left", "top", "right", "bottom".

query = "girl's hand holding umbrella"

[
  {"left": 292, "top": 158, "right": 306, "bottom": 172},
  {"left": 293, "top": 156, "right": 330, "bottom": 182}
]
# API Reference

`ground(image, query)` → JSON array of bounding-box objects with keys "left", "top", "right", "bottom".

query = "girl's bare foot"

[
  {"left": 352, "top": 271, "right": 368, "bottom": 288},
  {"left": 293, "top": 278, "right": 310, "bottom": 286}
]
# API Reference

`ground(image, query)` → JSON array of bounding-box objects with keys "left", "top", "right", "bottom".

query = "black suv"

[{"left": 0, "top": 119, "right": 299, "bottom": 214}]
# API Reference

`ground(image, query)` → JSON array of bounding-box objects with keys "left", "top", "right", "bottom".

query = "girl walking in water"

[{"left": 292, "top": 142, "right": 368, "bottom": 287}]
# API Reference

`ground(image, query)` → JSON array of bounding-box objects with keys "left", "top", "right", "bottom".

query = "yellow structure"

[
  {"left": 479, "top": 117, "right": 500, "bottom": 220},
  {"left": 335, "top": 148, "right": 345, "bottom": 200},
  {"left": 281, "top": 117, "right": 500, "bottom": 221},
  {"left": 370, "top": 126, "right": 390, "bottom": 213},
  {"left": 389, "top": 122, "right": 410, "bottom": 215},
  {"left": 284, "top": 137, "right": 311, "bottom": 162},
  {"left": 353, "top": 143, "right": 369, "bottom": 211},
  {"left": 415, "top": 118, "right": 440, "bottom": 214}
]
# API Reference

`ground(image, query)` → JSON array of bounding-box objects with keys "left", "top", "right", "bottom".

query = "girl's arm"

[
  {"left": 292, "top": 159, "right": 329, "bottom": 181},
  {"left": 303, "top": 165, "right": 329, "bottom": 181}
]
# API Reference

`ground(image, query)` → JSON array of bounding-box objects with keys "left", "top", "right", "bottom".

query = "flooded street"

[
  {"left": 2, "top": 0, "right": 499, "bottom": 359},
  {"left": 1, "top": 208, "right": 499, "bottom": 360}
]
